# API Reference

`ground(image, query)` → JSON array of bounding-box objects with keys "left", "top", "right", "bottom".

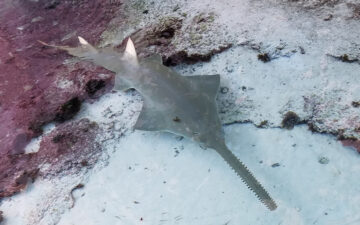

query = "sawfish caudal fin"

[
  {"left": 215, "top": 144, "right": 277, "bottom": 210},
  {"left": 38, "top": 36, "right": 98, "bottom": 59}
]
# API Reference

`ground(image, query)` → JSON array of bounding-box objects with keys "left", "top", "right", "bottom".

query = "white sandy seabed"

[
  {"left": 2, "top": 0, "right": 360, "bottom": 224},
  {"left": 2, "top": 91, "right": 360, "bottom": 225}
]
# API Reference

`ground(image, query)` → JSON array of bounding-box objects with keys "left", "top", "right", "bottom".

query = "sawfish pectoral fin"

[{"left": 185, "top": 74, "right": 220, "bottom": 99}]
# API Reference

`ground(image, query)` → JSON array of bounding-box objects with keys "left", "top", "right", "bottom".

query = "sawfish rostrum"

[{"left": 41, "top": 37, "right": 277, "bottom": 210}]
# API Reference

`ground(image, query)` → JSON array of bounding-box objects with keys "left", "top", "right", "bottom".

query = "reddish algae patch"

[
  {"left": 0, "top": 0, "right": 122, "bottom": 198},
  {"left": 342, "top": 139, "right": 360, "bottom": 153}
]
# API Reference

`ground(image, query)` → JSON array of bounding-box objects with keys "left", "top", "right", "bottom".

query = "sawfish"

[{"left": 39, "top": 37, "right": 277, "bottom": 210}]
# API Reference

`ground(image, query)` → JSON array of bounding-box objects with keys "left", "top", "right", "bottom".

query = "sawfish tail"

[{"left": 214, "top": 144, "right": 277, "bottom": 211}]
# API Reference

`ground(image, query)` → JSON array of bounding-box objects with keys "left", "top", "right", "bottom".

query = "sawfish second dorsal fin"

[
  {"left": 38, "top": 36, "right": 98, "bottom": 58},
  {"left": 186, "top": 74, "right": 220, "bottom": 99},
  {"left": 77, "top": 36, "right": 97, "bottom": 53}
]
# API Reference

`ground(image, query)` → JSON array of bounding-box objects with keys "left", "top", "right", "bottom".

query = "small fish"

[{"left": 40, "top": 37, "right": 277, "bottom": 210}]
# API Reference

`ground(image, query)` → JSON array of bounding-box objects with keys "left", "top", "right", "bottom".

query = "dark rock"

[
  {"left": 176, "top": 136, "right": 184, "bottom": 141},
  {"left": 86, "top": 79, "right": 106, "bottom": 96},
  {"left": 81, "top": 160, "right": 89, "bottom": 167},
  {"left": 163, "top": 45, "right": 232, "bottom": 66},
  {"left": 220, "top": 87, "right": 229, "bottom": 94},
  {"left": 173, "top": 5, "right": 180, "bottom": 12},
  {"left": 323, "top": 14, "right": 333, "bottom": 21},
  {"left": 256, "top": 120, "right": 269, "bottom": 128},
  {"left": 257, "top": 53, "right": 271, "bottom": 62},
  {"left": 299, "top": 46, "right": 305, "bottom": 54},
  {"left": 54, "top": 97, "right": 82, "bottom": 122},
  {"left": 347, "top": 3, "right": 360, "bottom": 19},
  {"left": 44, "top": 0, "right": 60, "bottom": 9},
  {"left": 352, "top": 101, "right": 360, "bottom": 108},
  {"left": 160, "top": 28, "right": 175, "bottom": 39},
  {"left": 318, "top": 156, "right": 329, "bottom": 164},
  {"left": 52, "top": 134, "right": 66, "bottom": 143},
  {"left": 28, "top": 122, "right": 44, "bottom": 137},
  {"left": 329, "top": 54, "right": 359, "bottom": 63},
  {"left": 14, "top": 172, "right": 30, "bottom": 186},
  {"left": 339, "top": 54, "right": 358, "bottom": 63},
  {"left": 281, "top": 111, "right": 301, "bottom": 129}
]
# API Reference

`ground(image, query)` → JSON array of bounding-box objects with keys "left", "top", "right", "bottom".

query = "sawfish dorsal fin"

[
  {"left": 122, "top": 38, "right": 138, "bottom": 65},
  {"left": 186, "top": 74, "right": 220, "bottom": 99},
  {"left": 113, "top": 38, "right": 140, "bottom": 91}
]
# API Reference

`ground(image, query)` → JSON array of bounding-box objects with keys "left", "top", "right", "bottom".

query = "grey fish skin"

[{"left": 41, "top": 37, "right": 277, "bottom": 211}]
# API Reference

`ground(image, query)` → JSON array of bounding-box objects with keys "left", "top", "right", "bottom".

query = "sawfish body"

[{"left": 40, "top": 37, "right": 277, "bottom": 210}]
